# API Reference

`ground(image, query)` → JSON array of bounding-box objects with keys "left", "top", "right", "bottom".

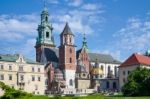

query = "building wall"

[
  {"left": 119, "top": 65, "right": 138, "bottom": 89},
  {"left": 0, "top": 61, "right": 46, "bottom": 95},
  {"left": 78, "top": 50, "right": 90, "bottom": 73},
  {"left": 75, "top": 79, "right": 90, "bottom": 89},
  {"left": 65, "top": 70, "right": 75, "bottom": 89},
  {"left": 119, "top": 64, "right": 150, "bottom": 89},
  {"left": 90, "top": 62, "right": 120, "bottom": 78},
  {"left": 0, "top": 88, "right": 4, "bottom": 96},
  {"left": 100, "top": 79, "right": 119, "bottom": 91}
]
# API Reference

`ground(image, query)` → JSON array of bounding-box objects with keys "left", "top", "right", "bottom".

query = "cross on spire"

[{"left": 43, "top": 0, "right": 48, "bottom": 11}]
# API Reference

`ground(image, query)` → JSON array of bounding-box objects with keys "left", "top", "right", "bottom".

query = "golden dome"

[{"left": 91, "top": 68, "right": 103, "bottom": 75}]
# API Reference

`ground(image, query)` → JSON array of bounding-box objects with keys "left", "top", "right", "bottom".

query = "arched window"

[
  {"left": 70, "top": 58, "right": 72, "bottom": 63},
  {"left": 113, "top": 82, "right": 116, "bottom": 89},
  {"left": 65, "top": 37, "right": 67, "bottom": 43},
  {"left": 46, "top": 32, "right": 49, "bottom": 38},
  {"left": 101, "top": 65, "right": 103, "bottom": 70},
  {"left": 70, "top": 37, "right": 72, "bottom": 43},
  {"left": 45, "top": 16, "right": 48, "bottom": 21},
  {"left": 106, "top": 81, "right": 109, "bottom": 89},
  {"left": 114, "top": 66, "right": 117, "bottom": 77},
  {"left": 69, "top": 79, "right": 73, "bottom": 86},
  {"left": 108, "top": 66, "right": 111, "bottom": 73}
]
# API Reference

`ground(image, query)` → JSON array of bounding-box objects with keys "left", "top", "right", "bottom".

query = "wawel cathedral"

[{"left": 35, "top": 6, "right": 121, "bottom": 94}]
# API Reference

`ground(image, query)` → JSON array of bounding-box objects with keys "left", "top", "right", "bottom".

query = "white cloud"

[
  {"left": 82, "top": 4, "right": 98, "bottom": 10},
  {"left": 113, "top": 17, "right": 150, "bottom": 53},
  {"left": 67, "top": 0, "right": 82, "bottom": 7},
  {"left": 0, "top": 14, "right": 38, "bottom": 40},
  {"left": 51, "top": 11, "right": 95, "bottom": 34},
  {"left": 48, "top": 0, "right": 59, "bottom": 4}
]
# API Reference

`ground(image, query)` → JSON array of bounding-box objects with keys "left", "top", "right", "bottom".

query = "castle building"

[
  {"left": 0, "top": 54, "right": 46, "bottom": 95},
  {"left": 119, "top": 52, "right": 150, "bottom": 89},
  {"left": 35, "top": 6, "right": 121, "bottom": 94},
  {"left": 59, "top": 23, "right": 76, "bottom": 89}
]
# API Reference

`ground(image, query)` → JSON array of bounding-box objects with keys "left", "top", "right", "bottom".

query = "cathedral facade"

[{"left": 35, "top": 7, "right": 121, "bottom": 94}]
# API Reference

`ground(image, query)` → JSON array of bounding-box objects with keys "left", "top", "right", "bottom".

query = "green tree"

[{"left": 122, "top": 67, "right": 150, "bottom": 96}]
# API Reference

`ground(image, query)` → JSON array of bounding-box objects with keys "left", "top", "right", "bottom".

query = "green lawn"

[{"left": 27, "top": 95, "right": 150, "bottom": 99}]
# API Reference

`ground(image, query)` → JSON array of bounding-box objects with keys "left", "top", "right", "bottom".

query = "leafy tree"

[
  {"left": 122, "top": 67, "right": 150, "bottom": 96},
  {"left": 0, "top": 81, "right": 32, "bottom": 99}
]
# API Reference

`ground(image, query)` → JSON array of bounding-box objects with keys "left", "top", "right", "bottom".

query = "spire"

[
  {"left": 61, "top": 22, "right": 74, "bottom": 36},
  {"left": 82, "top": 33, "right": 88, "bottom": 52},
  {"left": 35, "top": 0, "right": 55, "bottom": 47},
  {"left": 43, "top": 0, "right": 48, "bottom": 12}
]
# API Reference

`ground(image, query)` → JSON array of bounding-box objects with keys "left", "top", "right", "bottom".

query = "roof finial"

[
  {"left": 43, "top": 0, "right": 48, "bottom": 11},
  {"left": 44, "top": 0, "right": 46, "bottom": 8}
]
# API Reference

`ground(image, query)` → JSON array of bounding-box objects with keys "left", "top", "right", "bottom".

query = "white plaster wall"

[
  {"left": 119, "top": 65, "right": 138, "bottom": 89},
  {"left": 0, "top": 61, "right": 46, "bottom": 95},
  {"left": 65, "top": 70, "right": 75, "bottom": 89},
  {"left": 90, "top": 62, "right": 120, "bottom": 78}
]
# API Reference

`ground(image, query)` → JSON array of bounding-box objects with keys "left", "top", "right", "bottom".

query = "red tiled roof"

[{"left": 120, "top": 53, "right": 150, "bottom": 67}]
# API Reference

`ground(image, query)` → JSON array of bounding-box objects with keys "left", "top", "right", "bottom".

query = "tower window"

[
  {"left": 70, "top": 37, "right": 72, "bottom": 43},
  {"left": 65, "top": 37, "right": 67, "bottom": 43},
  {"left": 46, "top": 16, "right": 48, "bottom": 21},
  {"left": 69, "top": 79, "right": 73, "bottom": 86},
  {"left": 46, "top": 32, "right": 49, "bottom": 38},
  {"left": 70, "top": 58, "right": 72, "bottom": 63}
]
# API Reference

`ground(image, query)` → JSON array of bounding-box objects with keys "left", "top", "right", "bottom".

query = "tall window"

[
  {"left": 108, "top": 66, "right": 111, "bottom": 73},
  {"left": 9, "top": 65, "right": 12, "bottom": 70},
  {"left": 38, "top": 68, "right": 40, "bottom": 72},
  {"left": 32, "top": 67, "right": 35, "bottom": 72},
  {"left": 65, "top": 37, "right": 67, "bottom": 43},
  {"left": 45, "top": 16, "right": 48, "bottom": 21},
  {"left": 70, "top": 58, "right": 72, "bottom": 63},
  {"left": 20, "top": 75, "right": 24, "bottom": 81},
  {"left": 0, "top": 74, "right": 4, "bottom": 80},
  {"left": 123, "top": 71, "right": 126, "bottom": 75},
  {"left": 19, "top": 66, "right": 23, "bottom": 71},
  {"left": 101, "top": 65, "right": 103, "bottom": 71},
  {"left": 46, "top": 32, "right": 49, "bottom": 38},
  {"left": 70, "top": 37, "right": 72, "bottom": 43},
  {"left": 38, "top": 77, "right": 41, "bottom": 81},
  {"left": 32, "top": 76, "right": 35, "bottom": 81},
  {"left": 0, "top": 64, "right": 3, "bottom": 70},
  {"left": 113, "top": 82, "right": 116, "bottom": 89},
  {"left": 106, "top": 81, "right": 109, "bottom": 89},
  {"left": 128, "top": 71, "right": 130, "bottom": 75},
  {"left": 69, "top": 79, "right": 73, "bottom": 86},
  {"left": 123, "top": 78, "right": 126, "bottom": 83},
  {"left": 114, "top": 66, "right": 117, "bottom": 77},
  {"left": 9, "top": 74, "right": 12, "bottom": 80}
]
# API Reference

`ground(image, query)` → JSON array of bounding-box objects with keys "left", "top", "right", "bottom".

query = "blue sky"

[{"left": 0, "top": 0, "right": 150, "bottom": 61}]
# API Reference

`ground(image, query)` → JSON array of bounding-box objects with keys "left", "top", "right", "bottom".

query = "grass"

[{"left": 26, "top": 94, "right": 150, "bottom": 99}]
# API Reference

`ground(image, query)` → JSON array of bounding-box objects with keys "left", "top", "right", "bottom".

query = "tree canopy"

[{"left": 122, "top": 67, "right": 150, "bottom": 96}]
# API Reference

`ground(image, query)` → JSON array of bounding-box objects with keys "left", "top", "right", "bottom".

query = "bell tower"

[
  {"left": 35, "top": 3, "right": 55, "bottom": 62},
  {"left": 59, "top": 22, "right": 76, "bottom": 88}
]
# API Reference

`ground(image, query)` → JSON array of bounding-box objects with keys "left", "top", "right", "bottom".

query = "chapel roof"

[{"left": 120, "top": 53, "right": 150, "bottom": 67}]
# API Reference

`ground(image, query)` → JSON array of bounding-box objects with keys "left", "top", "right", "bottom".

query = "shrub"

[{"left": 0, "top": 81, "right": 32, "bottom": 99}]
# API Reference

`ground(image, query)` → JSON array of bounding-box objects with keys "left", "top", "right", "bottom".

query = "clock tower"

[{"left": 35, "top": 6, "right": 55, "bottom": 62}]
